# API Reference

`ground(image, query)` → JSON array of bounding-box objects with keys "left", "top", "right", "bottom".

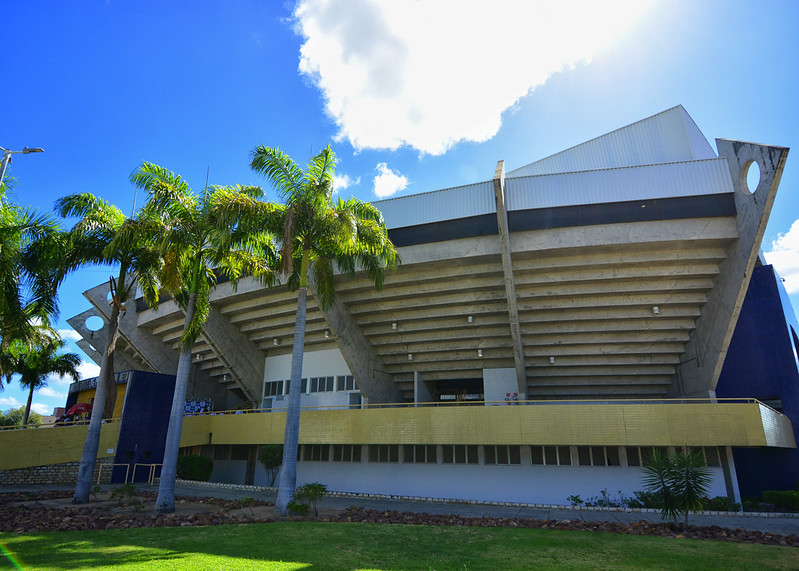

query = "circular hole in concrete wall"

[
  {"left": 85, "top": 315, "right": 105, "bottom": 332},
  {"left": 744, "top": 160, "right": 761, "bottom": 193}
]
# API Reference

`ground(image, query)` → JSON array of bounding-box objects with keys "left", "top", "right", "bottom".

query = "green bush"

[
  {"left": 286, "top": 499, "right": 310, "bottom": 516},
  {"left": 640, "top": 448, "right": 712, "bottom": 528},
  {"left": 292, "top": 482, "right": 328, "bottom": 516},
  {"left": 258, "top": 444, "right": 283, "bottom": 487},
  {"left": 762, "top": 490, "right": 799, "bottom": 512},
  {"left": 176, "top": 454, "right": 213, "bottom": 481},
  {"left": 703, "top": 495, "right": 741, "bottom": 512}
]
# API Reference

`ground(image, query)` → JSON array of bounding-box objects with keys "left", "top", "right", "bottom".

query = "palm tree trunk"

[
  {"left": 155, "top": 292, "right": 196, "bottom": 514},
  {"left": 22, "top": 381, "right": 34, "bottom": 426},
  {"left": 73, "top": 300, "right": 121, "bottom": 504},
  {"left": 275, "top": 257, "right": 309, "bottom": 515}
]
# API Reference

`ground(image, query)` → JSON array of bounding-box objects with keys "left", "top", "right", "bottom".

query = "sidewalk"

[
  {"left": 4, "top": 482, "right": 798, "bottom": 536},
  {"left": 172, "top": 482, "right": 799, "bottom": 536}
]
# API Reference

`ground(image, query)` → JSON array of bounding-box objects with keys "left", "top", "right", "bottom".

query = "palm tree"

[
  {"left": 238, "top": 144, "right": 397, "bottom": 515},
  {"left": 55, "top": 192, "right": 163, "bottom": 504},
  {"left": 0, "top": 186, "right": 62, "bottom": 379},
  {"left": 0, "top": 334, "right": 80, "bottom": 426},
  {"left": 129, "top": 162, "right": 278, "bottom": 513}
]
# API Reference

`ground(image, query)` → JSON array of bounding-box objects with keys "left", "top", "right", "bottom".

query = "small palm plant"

[{"left": 641, "top": 447, "right": 712, "bottom": 529}]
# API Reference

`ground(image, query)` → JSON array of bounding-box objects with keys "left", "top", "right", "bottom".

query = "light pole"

[{"left": 0, "top": 146, "right": 45, "bottom": 186}]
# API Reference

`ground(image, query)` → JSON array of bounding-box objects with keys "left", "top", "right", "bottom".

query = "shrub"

[
  {"left": 292, "top": 482, "right": 328, "bottom": 516},
  {"left": 641, "top": 448, "right": 711, "bottom": 529},
  {"left": 176, "top": 454, "right": 213, "bottom": 481},
  {"left": 286, "top": 499, "right": 310, "bottom": 516},
  {"left": 762, "top": 490, "right": 799, "bottom": 512},
  {"left": 628, "top": 490, "right": 661, "bottom": 509},
  {"left": 703, "top": 495, "right": 741, "bottom": 512},
  {"left": 258, "top": 444, "right": 283, "bottom": 487}
]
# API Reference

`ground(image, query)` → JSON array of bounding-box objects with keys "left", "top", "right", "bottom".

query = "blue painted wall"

[
  {"left": 112, "top": 371, "right": 176, "bottom": 483},
  {"left": 716, "top": 264, "right": 799, "bottom": 496}
]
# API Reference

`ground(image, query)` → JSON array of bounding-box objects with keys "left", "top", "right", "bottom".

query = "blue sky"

[{"left": 2, "top": 0, "right": 798, "bottom": 416}]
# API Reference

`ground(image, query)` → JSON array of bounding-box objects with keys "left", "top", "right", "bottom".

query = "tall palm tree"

[
  {"left": 0, "top": 334, "right": 80, "bottom": 426},
  {"left": 238, "top": 144, "right": 397, "bottom": 514},
  {"left": 0, "top": 186, "right": 62, "bottom": 379},
  {"left": 55, "top": 192, "right": 163, "bottom": 504},
  {"left": 130, "top": 162, "right": 278, "bottom": 513}
]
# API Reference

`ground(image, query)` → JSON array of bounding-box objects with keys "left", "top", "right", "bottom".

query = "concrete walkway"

[{"left": 4, "top": 482, "right": 799, "bottom": 536}]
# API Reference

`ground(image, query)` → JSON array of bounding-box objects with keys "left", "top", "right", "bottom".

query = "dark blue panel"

[
  {"left": 112, "top": 371, "right": 176, "bottom": 483},
  {"left": 716, "top": 265, "right": 799, "bottom": 496}
]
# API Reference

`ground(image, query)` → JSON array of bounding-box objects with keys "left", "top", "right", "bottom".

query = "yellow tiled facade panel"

[{"left": 180, "top": 402, "right": 795, "bottom": 449}]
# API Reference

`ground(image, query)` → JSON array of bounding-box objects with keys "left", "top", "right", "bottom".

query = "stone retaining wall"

[{"left": 0, "top": 458, "right": 115, "bottom": 486}]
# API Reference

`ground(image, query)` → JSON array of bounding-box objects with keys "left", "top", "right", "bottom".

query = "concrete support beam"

[
  {"left": 493, "top": 160, "right": 527, "bottom": 396},
  {"left": 674, "top": 140, "right": 789, "bottom": 396},
  {"left": 310, "top": 278, "right": 397, "bottom": 403},
  {"left": 199, "top": 306, "right": 265, "bottom": 405},
  {"left": 65, "top": 309, "right": 136, "bottom": 372},
  {"left": 83, "top": 282, "right": 179, "bottom": 375}
]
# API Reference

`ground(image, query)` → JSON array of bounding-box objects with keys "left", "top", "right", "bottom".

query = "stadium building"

[{"left": 4, "top": 106, "right": 796, "bottom": 505}]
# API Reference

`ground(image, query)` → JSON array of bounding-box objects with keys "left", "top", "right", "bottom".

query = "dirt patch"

[
  {"left": 0, "top": 490, "right": 281, "bottom": 532},
  {"left": 2, "top": 491, "right": 798, "bottom": 547}
]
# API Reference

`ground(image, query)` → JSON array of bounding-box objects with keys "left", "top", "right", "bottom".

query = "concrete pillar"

[
  {"left": 310, "top": 278, "right": 397, "bottom": 403},
  {"left": 493, "top": 160, "right": 527, "bottom": 397},
  {"left": 674, "top": 141, "right": 789, "bottom": 397}
]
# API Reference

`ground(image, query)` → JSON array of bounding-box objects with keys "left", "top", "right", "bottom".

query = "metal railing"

[
  {"left": 96, "top": 462, "right": 162, "bottom": 485},
  {"left": 183, "top": 397, "right": 784, "bottom": 417}
]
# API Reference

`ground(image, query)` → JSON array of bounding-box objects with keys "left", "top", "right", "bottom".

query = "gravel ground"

[{"left": 3, "top": 481, "right": 799, "bottom": 539}]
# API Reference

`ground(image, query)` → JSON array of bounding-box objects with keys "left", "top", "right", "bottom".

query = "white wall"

[
  {"left": 262, "top": 348, "right": 359, "bottom": 410},
  {"left": 297, "top": 459, "right": 728, "bottom": 505},
  {"left": 483, "top": 368, "right": 518, "bottom": 405}
]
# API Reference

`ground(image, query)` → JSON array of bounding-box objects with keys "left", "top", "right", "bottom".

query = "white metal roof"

[
  {"left": 374, "top": 181, "right": 494, "bottom": 229},
  {"left": 373, "top": 107, "right": 728, "bottom": 230},
  {"left": 505, "top": 158, "right": 733, "bottom": 212},
  {"left": 506, "top": 106, "right": 716, "bottom": 177}
]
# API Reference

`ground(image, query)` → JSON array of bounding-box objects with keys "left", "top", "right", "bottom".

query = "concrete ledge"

[{"left": 173, "top": 479, "right": 799, "bottom": 519}]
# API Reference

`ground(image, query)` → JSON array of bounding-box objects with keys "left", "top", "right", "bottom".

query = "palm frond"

[{"left": 250, "top": 146, "right": 305, "bottom": 201}]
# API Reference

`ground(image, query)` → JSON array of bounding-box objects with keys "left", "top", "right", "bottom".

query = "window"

[
  {"left": 531, "top": 446, "right": 572, "bottom": 466},
  {"left": 337, "top": 375, "right": 357, "bottom": 391},
  {"left": 577, "top": 446, "right": 620, "bottom": 466},
  {"left": 333, "top": 444, "right": 362, "bottom": 462},
  {"left": 302, "top": 444, "right": 329, "bottom": 462},
  {"left": 484, "top": 445, "right": 521, "bottom": 465},
  {"left": 703, "top": 447, "right": 721, "bottom": 467},
  {"left": 231, "top": 445, "right": 250, "bottom": 461},
  {"left": 403, "top": 445, "right": 437, "bottom": 463},
  {"left": 625, "top": 446, "right": 671, "bottom": 467},
  {"left": 264, "top": 380, "right": 284, "bottom": 397},
  {"left": 442, "top": 445, "right": 478, "bottom": 464},
  {"left": 309, "top": 376, "right": 335, "bottom": 393},
  {"left": 368, "top": 444, "right": 399, "bottom": 463},
  {"left": 213, "top": 445, "right": 231, "bottom": 461}
]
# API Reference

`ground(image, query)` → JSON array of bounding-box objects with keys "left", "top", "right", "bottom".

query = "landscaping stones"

[{"left": 1, "top": 490, "right": 798, "bottom": 548}]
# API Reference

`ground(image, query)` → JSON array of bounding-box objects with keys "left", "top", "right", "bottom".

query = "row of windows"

[
  {"left": 264, "top": 375, "right": 358, "bottom": 397},
  {"left": 296, "top": 445, "right": 723, "bottom": 467}
]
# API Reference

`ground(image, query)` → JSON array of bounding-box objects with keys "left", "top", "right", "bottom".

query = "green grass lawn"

[{"left": 2, "top": 522, "right": 798, "bottom": 570}]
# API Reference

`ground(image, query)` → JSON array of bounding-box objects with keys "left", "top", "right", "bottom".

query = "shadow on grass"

[{"left": 3, "top": 522, "right": 799, "bottom": 570}]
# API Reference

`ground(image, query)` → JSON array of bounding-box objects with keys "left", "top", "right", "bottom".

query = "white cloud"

[
  {"left": 332, "top": 173, "right": 360, "bottom": 194},
  {"left": 0, "top": 397, "right": 22, "bottom": 408},
  {"left": 373, "top": 163, "right": 409, "bottom": 198},
  {"left": 31, "top": 402, "right": 51, "bottom": 416},
  {"left": 294, "top": 0, "right": 652, "bottom": 155},
  {"left": 39, "top": 386, "right": 67, "bottom": 399},
  {"left": 78, "top": 360, "right": 101, "bottom": 380},
  {"left": 58, "top": 328, "right": 83, "bottom": 342},
  {"left": 47, "top": 359, "right": 100, "bottom": 386},
  {"left": 764, "top": 219, "right": 799, "bottom": 294}
]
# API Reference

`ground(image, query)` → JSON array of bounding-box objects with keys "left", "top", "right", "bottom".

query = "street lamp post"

[{"left": 0, "top": 146, "right": 45, "bottom": 186}]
